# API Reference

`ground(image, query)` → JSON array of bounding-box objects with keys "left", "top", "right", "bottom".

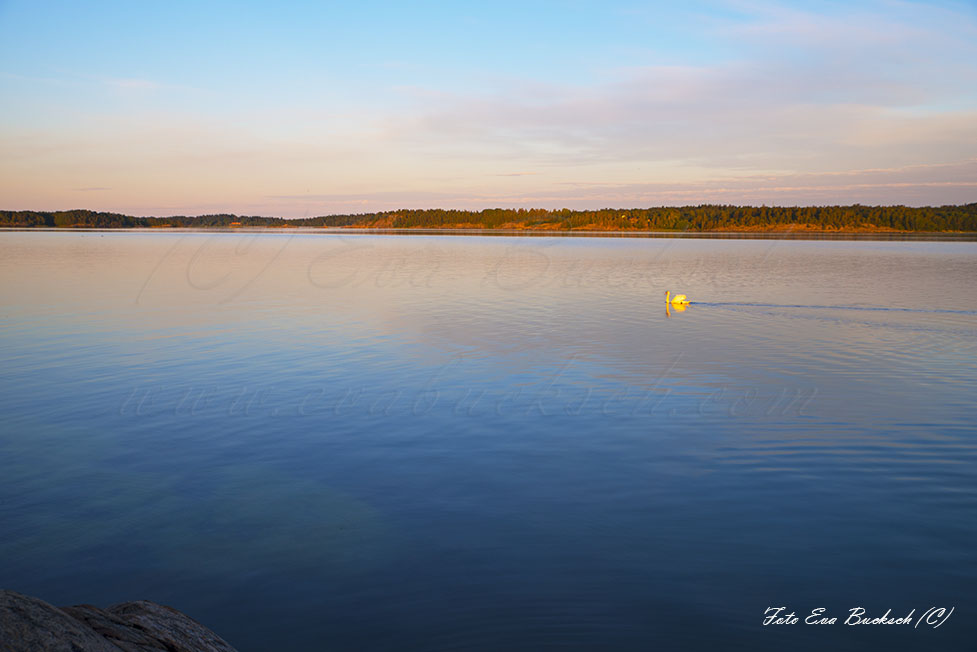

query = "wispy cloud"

[
  {"left": 373, "top": 2, "right": 977, "bottom": 191},
  {"left": 104, "top": 78, "right": 161, "bottom": 91},
  {"left": 253, "top": 159, "right": 977, "bottom": 213}
]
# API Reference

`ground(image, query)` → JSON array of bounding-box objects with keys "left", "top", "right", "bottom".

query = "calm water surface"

[{"left": 1, "top": 231, "right": 976, "bottom": 651}]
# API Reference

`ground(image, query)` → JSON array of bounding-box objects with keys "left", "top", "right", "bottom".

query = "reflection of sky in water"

[{"left": 1, "top": 232, "right": 976, "bottom": 651}]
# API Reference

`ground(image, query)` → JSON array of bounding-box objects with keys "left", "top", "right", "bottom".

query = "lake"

[{"left": 1, "top": 230, "right": 975, "bottom": 651}]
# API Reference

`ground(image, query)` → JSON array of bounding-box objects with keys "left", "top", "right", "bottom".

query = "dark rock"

[
  {"left": 0, "top": 590, "right": 238, "bottom": 652},
  {"left": 0, "top": 591, "right": 118, "bottom": 652}
]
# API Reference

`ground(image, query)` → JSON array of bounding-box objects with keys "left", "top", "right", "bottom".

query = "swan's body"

[{"left": 665, "top": 291, "right": 690, "bottom": 305}]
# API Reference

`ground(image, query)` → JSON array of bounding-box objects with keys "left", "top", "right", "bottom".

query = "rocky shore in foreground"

[{"left": 0, "top": 590, "right": 237, "bottom": 652}]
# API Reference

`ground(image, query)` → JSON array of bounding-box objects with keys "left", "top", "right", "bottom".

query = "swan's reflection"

[{"left": 665, "top": 302, "right": 688, "bottom": 318}]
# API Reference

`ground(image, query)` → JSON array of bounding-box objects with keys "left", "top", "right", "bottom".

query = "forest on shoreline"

[{"left": 2, "top": 204, "right": 976, "bottom": 232}]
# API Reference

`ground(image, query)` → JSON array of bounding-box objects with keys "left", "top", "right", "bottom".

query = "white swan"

[{"left": 665, "top": 290, "right": 690, "bottom": 305}]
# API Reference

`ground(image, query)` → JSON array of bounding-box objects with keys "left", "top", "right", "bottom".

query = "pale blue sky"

[{"left": 1, "top": 0, "right": 975, "bottom": 216}]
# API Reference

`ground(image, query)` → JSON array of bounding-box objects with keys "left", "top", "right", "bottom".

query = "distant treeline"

[{"left": 2, "top": 204, "right": 977, "bottom": 231}]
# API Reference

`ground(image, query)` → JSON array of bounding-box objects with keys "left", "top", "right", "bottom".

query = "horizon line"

[{"left": 4, "top": 202, "right": 977, "bottom": 220}]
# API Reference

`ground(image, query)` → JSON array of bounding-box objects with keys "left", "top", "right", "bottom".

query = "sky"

[{"left": 1, "top": 0, "right": 976, "bottom": 217}]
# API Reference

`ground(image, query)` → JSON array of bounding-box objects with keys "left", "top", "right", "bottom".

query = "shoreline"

[{"left": 3, "top": 226, "right": 976, "bottom": 240}]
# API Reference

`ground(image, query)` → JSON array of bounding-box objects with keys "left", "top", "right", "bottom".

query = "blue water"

[{"left": 1, "top": 231, "right": 976, "bottom": 651}]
